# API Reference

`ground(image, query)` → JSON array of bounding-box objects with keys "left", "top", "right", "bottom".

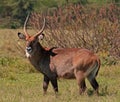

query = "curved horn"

[
  {"left": 34, "top": 18, "right": 46, "bottom": 37},
  {"left": 24, "top": 13, "right": 30, "bottom": 37}
]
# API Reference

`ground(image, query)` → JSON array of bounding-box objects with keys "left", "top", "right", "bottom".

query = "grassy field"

[{"left": 0, "top": 29, "right": 120, "bottom": 102}]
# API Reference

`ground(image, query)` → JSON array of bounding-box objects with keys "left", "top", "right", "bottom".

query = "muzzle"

[{"left": 26, "top": 46, "right": 32, "bottom": 53}]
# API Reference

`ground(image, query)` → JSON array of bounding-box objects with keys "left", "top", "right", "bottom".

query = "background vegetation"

[
  {"left": 29, "top": 3, "right": 120, "bottom": 64},
  {"left": 0, "top": 0, "right": 120, "bottom": 102},
  {"left": 0, "top": 0, "right": 120, "bottom": 28}
]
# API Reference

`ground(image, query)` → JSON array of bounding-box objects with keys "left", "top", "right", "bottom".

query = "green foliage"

[
  {"left": 0, "top": 0, "right": 34, "bottom": 28},
  {"left": 41, "top": 0, "right": 58, "bottom": 8},
  {"left": 0, "top": 0, "right": 120, "bottom": 28},
  {"left": 11, "top": 0, "right": 34, "bottom": 23},
  {"left": 34, "top": 0, "right": 87, "bottom": 12}
]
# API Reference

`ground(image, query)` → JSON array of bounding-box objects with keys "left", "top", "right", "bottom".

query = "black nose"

[{"left": 26, "top": 47, "right": 32, "bottom": 53}]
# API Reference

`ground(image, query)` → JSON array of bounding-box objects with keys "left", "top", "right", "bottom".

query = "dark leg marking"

[
  {"left": 79, "top": 79, "right": 87, "bottom": 95},
  {"left": 43, "top": 75, "right": 50, "bottom": 94},
  {"left": 89, "top": 78, "right": 99, "bottom": 95},
  {"left": 50, "top": 78, "right": 58, "bottom": 93}
]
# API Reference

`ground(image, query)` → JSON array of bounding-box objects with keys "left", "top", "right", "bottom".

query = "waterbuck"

[{"left": 17, "top": 14, "right": 100, "bottom": 95}]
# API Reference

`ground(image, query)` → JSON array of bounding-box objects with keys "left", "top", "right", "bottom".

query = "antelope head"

[{"left": 18, "top": 14, "right": 45, "bottom": 57}]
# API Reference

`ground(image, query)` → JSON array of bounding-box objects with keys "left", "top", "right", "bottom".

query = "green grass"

[
  {"left": 0, "top": 65, "right": 120, "bottom": 102},
  {"left": 0, "top": 29, "right": 120, "bottom": 102}
]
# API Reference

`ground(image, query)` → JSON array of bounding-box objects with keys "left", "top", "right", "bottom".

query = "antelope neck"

[{"left": 28, "top": 43, "right": 46, "bottom": 70}]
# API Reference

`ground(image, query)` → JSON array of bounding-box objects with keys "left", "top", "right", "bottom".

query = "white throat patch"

[{"left": 25, "top": 50, "right": 31, "bottom": 58}]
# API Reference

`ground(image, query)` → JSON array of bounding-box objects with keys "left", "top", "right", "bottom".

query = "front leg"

[
  {"left": 50, "top": 78, "right": 58, "bottom": 94},
  {"left": 43, "top": 75, "right": 49, "bottom": 95}
]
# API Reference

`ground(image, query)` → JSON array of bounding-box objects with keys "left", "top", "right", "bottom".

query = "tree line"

[{"left": 0, "top": 0, "right": 119, "bottom": 28}]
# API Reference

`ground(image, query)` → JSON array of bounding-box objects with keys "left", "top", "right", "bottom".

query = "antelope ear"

[
  {"left": 38, "top": 33, "right": 44, "bottom": 40},
  {"left": 18, "top": 32, "right": 26, "bottom": 40}
]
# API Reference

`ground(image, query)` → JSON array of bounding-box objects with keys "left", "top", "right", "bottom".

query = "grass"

[
  {"left": 0, "top": 29, "right": 120, "bottom": 102},
  {"left": 0, "top": 65, "right": 120, "bottom": 102}
]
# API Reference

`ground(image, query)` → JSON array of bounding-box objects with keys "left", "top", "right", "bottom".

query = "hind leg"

[
  {"left": 87, "top": 76, "right": 99, "bottom": 95},
  {"left": 75, "top": 71, "right": 86, "bottom": 95},
  {"left": 79, "top": 79, "right": 87, "bottom": 95}
]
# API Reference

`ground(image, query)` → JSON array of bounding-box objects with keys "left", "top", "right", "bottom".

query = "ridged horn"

[
  {"left": 34, "top": 18, "right": 45, "bottom": 38},
  {"left": 24, "top": 13, "right": 30, "bottom": 37}
]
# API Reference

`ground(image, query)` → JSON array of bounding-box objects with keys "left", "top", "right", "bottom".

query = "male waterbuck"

[{"left": 18, "top": 14, "right": 100, "bottom": 95}]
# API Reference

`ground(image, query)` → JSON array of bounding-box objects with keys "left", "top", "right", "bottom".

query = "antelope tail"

[{"left": 85, "top": 60, "right": 100, "bottom": 78}]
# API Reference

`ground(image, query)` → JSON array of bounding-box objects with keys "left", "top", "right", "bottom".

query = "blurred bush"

[{"left": 29, "top": 3, "right": 120, "bottom": 65}]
